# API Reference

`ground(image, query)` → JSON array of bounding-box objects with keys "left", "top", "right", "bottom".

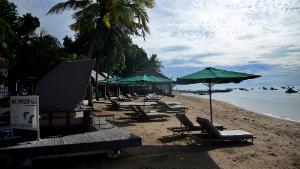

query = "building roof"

[{"left": 35, "top": 59, "right": 95, "bottom": 112}]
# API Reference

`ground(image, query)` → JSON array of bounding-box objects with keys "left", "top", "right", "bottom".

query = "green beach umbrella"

[
  {"left": 149, "top": 75, "right": 174, "bottom": 83},
  {"left": 176, "top": 67, "right": 261, "bottom": 123},
  {"left": 119, "top": 74, "right": 155, "bottom": 83},
  {"left": 119, "top": 74, "right": 173, "bottom": 107},
  {"left": 106, "top": 76, "right": 120, "bottom": 83},
  {"left": 119, "top": 74, "right": 173, "bottom": 84}
]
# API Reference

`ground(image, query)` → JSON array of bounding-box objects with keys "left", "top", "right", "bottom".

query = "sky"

[{"left": 11, "top": 0, "right": 300, "bottom": 89}]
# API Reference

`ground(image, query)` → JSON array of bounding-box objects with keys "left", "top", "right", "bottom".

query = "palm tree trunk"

[
  {"left": 87, "top": 38, "right": 96, "bottom": 107},
  {"left": 95, "top": 67, "right": 99, "bottom": 100}
]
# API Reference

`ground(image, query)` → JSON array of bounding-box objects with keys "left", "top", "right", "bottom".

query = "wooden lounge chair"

[
  {"left": 144, "top": 95, "right": 161, "bottom": 101},
  {"left": 118, "top": 95, "right": 132, "bottom": 102},
  {"left": 167, "top": 113, "right": 223, "bottom": 134},
  {"left": 133, "top": 105, "right": 169, "bottom": 120},
  {"left": 159, "top": 102, "right": 188, "bottom": 112},
  {"left": 126, "top": 93, "right": 137, "bottom": 99},
  {"left": 190, "top": 117, "right": 255, "bottom": 143}
]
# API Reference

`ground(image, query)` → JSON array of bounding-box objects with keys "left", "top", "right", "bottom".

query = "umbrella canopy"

[
  {"left": 176, "top": 67, "right": 261, "bottom": 123},
  {"left": 177, "top": 67, "right": 261, "bottom": 84},
  {"left": 106, "top": 76, "right": 120, "bottom": 83},
  {"left": 119, "top": 74, "right": 173, "bottom": 84},
  {"left": 119, "top": 74, "right": 173, "bottom": 107}
]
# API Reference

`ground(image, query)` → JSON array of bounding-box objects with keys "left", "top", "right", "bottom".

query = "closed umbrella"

[{"left": 176, "top": 67, "right": 261, "bottom": 123}]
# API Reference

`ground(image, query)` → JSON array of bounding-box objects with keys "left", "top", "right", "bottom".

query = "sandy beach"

[{"left": 35, "top": 93, "right": 300, "bottom": 169}]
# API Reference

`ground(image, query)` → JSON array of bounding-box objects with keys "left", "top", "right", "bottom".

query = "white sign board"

[{"left": 10, "top": 96, "right": 39, "bottom": 131}]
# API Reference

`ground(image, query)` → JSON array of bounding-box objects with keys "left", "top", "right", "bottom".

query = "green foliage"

[
  {"left": 0, "top": 0, "right": 162, "bottom": 83},
  {"left": 120, "top": 43, "right": 162, "bottom": 76},
  {"left": 0, "top": 18, "right": 14, "bottom": 44},
  {"left": 15, "top": 13, "right": 40, "bottom": 38},
  {"left": 13, "top": 30, "right": 62, "bottom": 78},
  {"left": 48, "top": 0, "right": 155, "bottom": 75},
  {"left": 0, "top": 0, "right": 85, "bottom": 81},
  {"left": 147, "top": 54, "right": 163, "bottom": 72},
  {"left": 0, "top": 0, "right": 18, "bottom": 25}
]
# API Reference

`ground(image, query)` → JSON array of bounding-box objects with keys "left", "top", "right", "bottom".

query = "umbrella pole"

[
  {"left": 208, "top": 82, "right": 213, "bottom": 123},
  {"left": 143, "top": 82, "right": 146, "bottom": 109}
]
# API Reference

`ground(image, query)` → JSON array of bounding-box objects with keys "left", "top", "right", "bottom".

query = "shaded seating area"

[
  {"left": 189, "top": 117, "right": 255, "bottom": 143},
  {"left": 167, "top": 113, "right": 224, "bottom": 134}
]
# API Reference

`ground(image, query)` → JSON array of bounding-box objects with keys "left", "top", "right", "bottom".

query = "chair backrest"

[
  {"left": 176, "top": 113, "right": 195, "bottom": 128},
  {"left": 196, "top": 117, "right": 221, "bottom": 138},
  {"left": 130, "top": 105, "right": 140, "bottom": 114},
  {"left": 136, "top": 106, "right": 147, "bottom": 115},
  {"left": 111, "top": 100, "right": 120, "bottom": 109}
]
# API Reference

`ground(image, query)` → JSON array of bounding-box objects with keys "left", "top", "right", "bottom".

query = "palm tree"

[
  {"left": 147, "top": 54, "right": 162, "bottom": 72},
  {"left": 48, "top": 0, "right": 154, "bottom": 102},
  {"left": 48, "top": 0, "right": 154, "bottom": 58}
]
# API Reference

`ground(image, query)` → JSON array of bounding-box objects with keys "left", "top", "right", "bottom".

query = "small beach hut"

[
  {"left": 176, "top": 67, "right": 261, "bottom": 123},
  {"left": 35, "top": 59, "right": 95, "bottom": 132}
]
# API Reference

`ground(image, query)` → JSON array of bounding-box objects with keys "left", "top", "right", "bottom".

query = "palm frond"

[{"left": 47, "top": 0, "right": 92, "bottom": 14}]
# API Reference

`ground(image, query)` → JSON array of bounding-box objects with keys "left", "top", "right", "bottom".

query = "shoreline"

[
  {"left": 88, "top": 93, "right": 300, "bottom": 169},
  {"left": 33, "top": 93, "right": 300, "bottom": 169},
  {"left": 180, "top": 92, "right": 300, "bottom": 123}
]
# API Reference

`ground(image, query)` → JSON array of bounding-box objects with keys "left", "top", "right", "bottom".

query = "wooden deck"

[{"left": 0, "top": 126, "right": 141, "bottom": 160}]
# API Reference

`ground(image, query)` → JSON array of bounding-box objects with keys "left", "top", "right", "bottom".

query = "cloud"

[
  {"left": 159, "top": 45, "right": 189, "bottom": 53},
  {"left": 12, "top": 0, "right": 74, "bottom": 41},
  {"left": 134, "top": 0, "right": 300, "bottom": 85},
  {"left": 11, "top": 0, "right": 300, "bottom": 86}
]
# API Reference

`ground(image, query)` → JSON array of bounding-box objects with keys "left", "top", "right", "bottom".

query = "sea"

[{"left": 181, "top": 87, "right": 300, "bottom": 122}]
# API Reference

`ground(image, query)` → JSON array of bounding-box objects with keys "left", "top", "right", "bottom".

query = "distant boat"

[
  {"left": 285, "top": 88, "right": 298, "bottom": 93},
  {"left": 281, "top": 86, "right": 286, "bottom": 89},
  {"left": 270, "top": 87, "right": 278, "bottom": 90},
  {"left": 262, "top": 87, "right": 267, "bottom": 90}
]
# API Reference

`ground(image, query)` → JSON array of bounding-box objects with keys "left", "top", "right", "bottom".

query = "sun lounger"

[
  {"left": 131, "top": 92, "right": 139, "bottom": 97},
  {"left": 159, "top": 101, "right": 188, "bottom": 112},
  {"left": 144, "top": 95, "right": 161, "bottom": 101},
  {"left": 112, "top": 100, "right": 158, "bottom": 110},
  {"left": 167, "top": 113, "right": 223, "bottom": 134},
  {"left": 118, "top": 95, "right": 132, "bottom": 101},
  {"left": 131, "top": 105, "right": 169, "bottom": 120},
  {"left": 126, "top": 93, "right": 137, "bottom": 99},
  {"left": 189, "top": 117, "right": 255, "bottom": 143}
]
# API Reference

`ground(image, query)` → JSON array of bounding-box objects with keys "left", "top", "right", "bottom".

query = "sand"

[{"left": 37, "top": 93, "right": 300, "bottom": 169}]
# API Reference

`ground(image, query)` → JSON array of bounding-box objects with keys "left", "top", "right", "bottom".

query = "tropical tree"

[
  {"left": 147, "top": 54, "right": 162, "bottom": 72},
  {"left": 48, "top": 0, "right": 154, "bottom": 61},
  {"left": 0, "top": 0, "right": 17, "bottom": 60},
  {"left": 14, "top": 30, "right": 62, "bottom": 79},
  {"left": 48, "top": 0, "right": 155, "bottom": 101}
]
